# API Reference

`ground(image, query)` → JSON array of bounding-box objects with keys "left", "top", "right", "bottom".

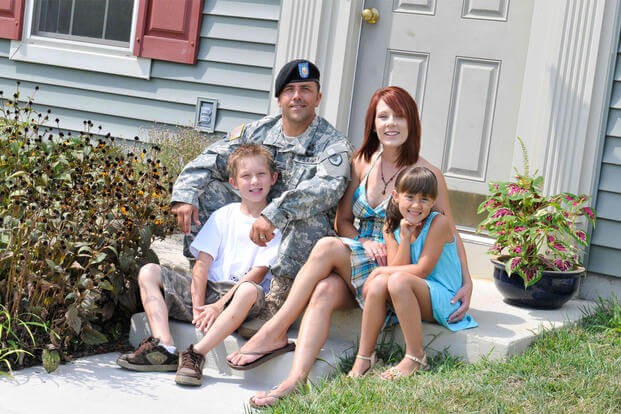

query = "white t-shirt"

[{"left": 189, "top": 203, "right": 281, "bottom": 292}]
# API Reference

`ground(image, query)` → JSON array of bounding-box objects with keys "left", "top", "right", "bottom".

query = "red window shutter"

[
  {"left": 0, "top": 0, "right": 25, "bottom": 40},
  {"left": 134, "top": 0, "right": 204, "bottom": 64}
]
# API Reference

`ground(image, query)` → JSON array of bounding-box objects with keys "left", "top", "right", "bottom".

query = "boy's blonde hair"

[{"left": 226, "top": 144, "right": 276, "bottom": 180}]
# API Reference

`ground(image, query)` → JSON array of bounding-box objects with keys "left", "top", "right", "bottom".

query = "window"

[
  {"left": 33, "top": 0, "right": 135, "bottom": 47},
  {"left": 4, "top": 0, "right": 204, "bottom": 76},
  {"left": 9, "top": 0, "right": 150, "bottom": 79}
]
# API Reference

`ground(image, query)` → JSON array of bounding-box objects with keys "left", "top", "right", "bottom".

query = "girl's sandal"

[
  {"left": 346, "top": 351, "right": 377, "bottom": 378},
  {"left": 381, "top": 353, "right": 429, "bottom": 380}
]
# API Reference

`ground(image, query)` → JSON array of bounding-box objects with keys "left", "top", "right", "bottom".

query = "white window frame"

[{"left": 9, "top": 0, "right": 151, "bottom": 79}]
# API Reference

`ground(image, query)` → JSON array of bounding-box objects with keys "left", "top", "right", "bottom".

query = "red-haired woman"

[{"left": 227, "top": 86, "right": 473, "bottom": 407}]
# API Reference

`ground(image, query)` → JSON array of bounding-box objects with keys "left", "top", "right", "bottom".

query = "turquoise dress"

[{"left": 395, "top": 211, "right": 478, "bottom": 332}]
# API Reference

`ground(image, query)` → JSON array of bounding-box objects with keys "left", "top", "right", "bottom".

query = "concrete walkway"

[{"left": 0, "top": 353, "right": 261, "bottom": 414}]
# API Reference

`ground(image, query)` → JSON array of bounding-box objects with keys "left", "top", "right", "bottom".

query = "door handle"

[{"left": 361, "top": 8, "right": 379, "bottom": 24}]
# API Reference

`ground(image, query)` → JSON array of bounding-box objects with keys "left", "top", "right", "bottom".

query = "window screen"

[{"left": 33, "top": 0, "right": 135, "bottom": 47}]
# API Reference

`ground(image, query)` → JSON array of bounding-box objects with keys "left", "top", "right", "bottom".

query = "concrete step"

[
  {"left": 130, "top": 313, "right": 351, "bottom": 387},
  {"left": 335, "top": 278, "right": 595, "bottom": 361},
  {"left": 147, "top": 234, "right": 596, "bottom": 383},
  {"left": 130, "top": 279, "right": 595, "bottom": 384}
]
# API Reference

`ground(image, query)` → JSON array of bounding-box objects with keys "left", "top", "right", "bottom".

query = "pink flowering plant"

[{"left": 477, "top": 138, "right": 596, "bottom": 287}]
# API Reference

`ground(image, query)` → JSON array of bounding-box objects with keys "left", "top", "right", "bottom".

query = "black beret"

[{"left": 274, "top": 59, "right": 320, "bottom": 97}]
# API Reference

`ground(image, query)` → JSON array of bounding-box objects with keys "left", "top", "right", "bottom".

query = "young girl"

[{"left": 350, "top": 166, "right": 477, "bottom": 379}]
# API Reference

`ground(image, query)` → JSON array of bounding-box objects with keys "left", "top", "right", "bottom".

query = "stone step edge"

[{"left": 129, "top": 312, "right": 354, "bottom": 386}]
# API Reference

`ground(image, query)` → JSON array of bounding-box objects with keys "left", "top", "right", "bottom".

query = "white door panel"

[
  {"left": 443, "top": 57, "right": 500, "bottom": 182},
  {"left": 383, "top": 51, "right": 429, "bottom": 114}
]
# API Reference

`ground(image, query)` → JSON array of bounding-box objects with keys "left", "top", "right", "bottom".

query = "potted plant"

[{"left": 477, "top": 138, "right": 596, "bottom": 309}]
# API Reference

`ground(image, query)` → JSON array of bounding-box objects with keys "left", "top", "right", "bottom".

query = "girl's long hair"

[
  {"left": 385, "top": 166, "right": 438, "bottom": 234},
  {"left": 355, "top": 86, "right": 421, "bottom": 168}
]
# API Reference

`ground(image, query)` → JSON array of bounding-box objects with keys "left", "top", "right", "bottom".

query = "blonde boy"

[{"left": 117, "top": 144, "right": 287, "bottom": 386}]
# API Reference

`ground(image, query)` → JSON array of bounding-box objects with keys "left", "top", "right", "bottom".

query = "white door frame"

[
  {"left": 514, "top": 0, "right": 619, "bottom": 197},
  {"left": 273, "top": 0, "right": 619, "bottom": 199},
  {"left": 269, "top": 0, "right": 363, "bottom": 134}
]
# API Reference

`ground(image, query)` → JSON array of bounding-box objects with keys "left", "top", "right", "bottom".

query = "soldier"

[{"left": 171, "top": 59, "right": 352, "bottom": 336}]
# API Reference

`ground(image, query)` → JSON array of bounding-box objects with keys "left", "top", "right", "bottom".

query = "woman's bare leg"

[
  {"left": 349, "top": 274, "right": 389, "bottom": 376},
  {"left": 381, "top": 271, "right": 434, "bottom": 378},
  {"left": 250, "top": 274, "right": 356, "bottom": 407},
  {"left": 227, "top": 237, "right": 352, "bottom": 366}
]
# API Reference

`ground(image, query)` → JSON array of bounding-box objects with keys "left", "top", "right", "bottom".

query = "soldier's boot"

[{"left": 237, "top": 276, "right": 293, "bottom": 339}]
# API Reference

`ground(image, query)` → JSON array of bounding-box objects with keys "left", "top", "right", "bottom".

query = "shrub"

[
  {"left": 145, "top": 125, "right": 220, "bottom": 180},
  {"left": 0, "top": 86, "right": 176, "bottom": 371}
]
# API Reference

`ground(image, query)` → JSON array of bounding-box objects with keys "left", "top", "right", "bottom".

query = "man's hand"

[
  {"left": 172, "top": 203, "right": 200, "bottom": 235},
  {"left": 448, "top": 282, "right": 473, "bottom": 323},
  {"left": 192, "top": 303, "right": 222, "bottom": 333},
  {"left": 250, "top": 215, "right": 276, "bottom": 247}
]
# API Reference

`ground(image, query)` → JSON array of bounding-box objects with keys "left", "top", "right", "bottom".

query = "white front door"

[{"left": 350, "top": 0, "right": 534, "bottom": 202}]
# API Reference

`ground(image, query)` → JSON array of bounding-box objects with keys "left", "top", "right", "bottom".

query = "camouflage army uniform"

[{"left": 172, "top": 114, "right": 352, "bottom": 283}]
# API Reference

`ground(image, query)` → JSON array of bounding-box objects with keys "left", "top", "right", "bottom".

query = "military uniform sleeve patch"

[
  {"left": 329, "top": 153, "right": 343, "bottom": 166},
  {"left": 318, "top": 151, "right": 350, "bottom": 180},
  {"left": 229, "top": 124, "right": 245, "bottom": 141}
]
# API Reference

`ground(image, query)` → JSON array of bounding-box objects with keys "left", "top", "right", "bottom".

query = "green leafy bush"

[{"left": 0, "top": 86, "right": 176, "bottom": 370}]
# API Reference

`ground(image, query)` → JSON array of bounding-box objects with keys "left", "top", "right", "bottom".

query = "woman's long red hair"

[{"left": 354, "top": 86, "right": 421, "bottom": 167}]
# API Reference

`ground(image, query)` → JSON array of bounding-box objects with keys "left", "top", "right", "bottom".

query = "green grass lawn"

[{"left": 257, "top": 299, "right": 620, "bottom": 413}]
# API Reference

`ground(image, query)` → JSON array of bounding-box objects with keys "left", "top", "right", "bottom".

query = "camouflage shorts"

[{"left": 159, "top": 266, "right": 266, "bottom": 322}]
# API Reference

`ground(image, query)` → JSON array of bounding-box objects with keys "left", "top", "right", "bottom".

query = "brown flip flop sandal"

[{"left": 227, "top": 341, "right": 295, "bottom": 370}]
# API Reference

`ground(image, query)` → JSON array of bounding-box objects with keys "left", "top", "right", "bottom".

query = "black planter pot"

[{"left": 491, "top": 258, "right": 584, "bottom": 309}]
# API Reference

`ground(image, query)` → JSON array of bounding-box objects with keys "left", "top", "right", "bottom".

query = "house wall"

[
  {"left": 0, "top": 0, "right": 281, "bottom": 139},
  {"left": 583, "top": 22, "right": 621, "bottom": 301}
]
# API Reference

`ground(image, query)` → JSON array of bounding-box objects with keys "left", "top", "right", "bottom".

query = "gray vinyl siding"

[
  {"left": 0, "top": 39, "right": 8, "bottom": 57},
  {"left": 0, "top": 0, "right": 281, "bottom": 140},
  {"left": 588, "top": 30, "right": 621, "bottom": 278}
]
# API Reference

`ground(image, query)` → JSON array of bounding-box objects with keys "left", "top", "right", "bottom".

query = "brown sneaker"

[
  {"left": 175, "top": 345, "right": 205, "bottom": 386},
  {"left": 116, "top": 336, "right": 178, "bottom": 372},
  {"left": 237, "top": 276, "right": 293, "bottom": 339}
]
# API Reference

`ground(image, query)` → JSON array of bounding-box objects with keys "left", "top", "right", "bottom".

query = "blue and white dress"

[
  {"left": 394, "top": 211, "right": 478, "bottom": 331},
  {"left": 340, "top": 155, "right": 389, "bottom": 308}
]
